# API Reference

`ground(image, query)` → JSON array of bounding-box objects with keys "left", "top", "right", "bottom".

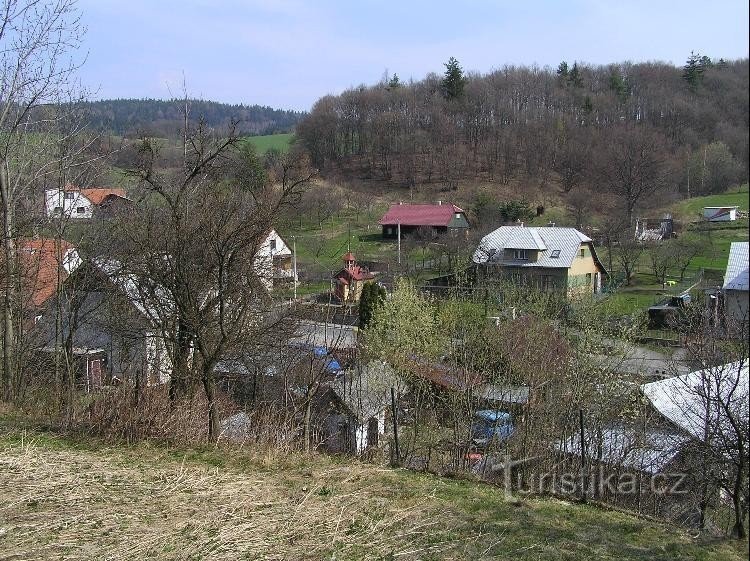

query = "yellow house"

[{"left": 472, "top": 226, "right": 607, "bottom": 295}]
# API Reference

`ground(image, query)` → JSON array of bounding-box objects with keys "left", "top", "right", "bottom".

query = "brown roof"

[
  {"left": 379, "top": 203, "right": 465, "bottom": 227},
  {"left": 64, "top": 184, "right": 127, "bottom": 205},
  {"left": 18, "top": 239, "right": 76, "bottom": 308},
  {"left": 406, "top": 359, "right": 484, "bottom": 391}
]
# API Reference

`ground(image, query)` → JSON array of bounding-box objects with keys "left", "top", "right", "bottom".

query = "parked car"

[{"left": 471, "top": 410, "right": 514, "bottom": 447}]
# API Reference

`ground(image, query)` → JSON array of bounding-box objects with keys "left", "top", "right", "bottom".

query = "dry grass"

[{"left": 0, "top": 428, "right": 746, "bottom": 561}]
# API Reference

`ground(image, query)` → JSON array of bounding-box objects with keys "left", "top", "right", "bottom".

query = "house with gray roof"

[
  {"left": 472, "top": 226, "right": 607, "bottom": 295},
  {"left": 722, "top": 241, "right": 749, "bottom": 332}
]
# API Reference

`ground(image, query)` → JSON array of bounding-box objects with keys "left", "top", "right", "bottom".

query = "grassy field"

[
  {"left": 671, "top": 184, "right": 749, "bottom": 222},
  {"left": 243, "top": 133, "right": 295, "bottom": 153},
  {"left": 0, "top": 427, "right": 745, "bottom": 561}
]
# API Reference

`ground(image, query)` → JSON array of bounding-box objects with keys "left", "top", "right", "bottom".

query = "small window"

[
  {"left": 586, "top": 273, "right": 592, "bottom": 285},
  {"left": 53, "top": 206, "right": 62, "bottom": 214},
  {"left": 269, "top": 239, "right": 277, "bottom": 251},
  {"left": 579, "top": 248, "right": 585, "bottom": 258},
  {"left": 76, "top": 207, "right": 85, "bottom": 214},
  {"left": 455, "top": 212, "right": 461, "bottom": 218},
  {"left": 64, "top": 192, "right": 75, "bottom": 200},
  {"left": 513, "top": 249, "right": 528, "bottom": 260},
  {"left": 550, "top": 249, "right": 560, "bottom": 258}
]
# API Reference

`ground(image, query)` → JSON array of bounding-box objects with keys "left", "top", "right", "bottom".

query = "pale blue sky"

[{"left": 78, "top": 0, "right": 749, "bottom": 111}]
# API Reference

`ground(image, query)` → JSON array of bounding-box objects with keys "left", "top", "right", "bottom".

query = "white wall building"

[
  {"left": 254, "top": 229, "right": 296, "bottom": 290},
  {"left": 722, "top": 241, "right": 749, "bottom": 332},
  {"left": 45, "top": 185, "right": 128, "bottom": 219}
]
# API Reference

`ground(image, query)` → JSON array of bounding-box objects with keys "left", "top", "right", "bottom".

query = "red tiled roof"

[
  {"left": 379, "top": 203, "right": 465, "bottom": 227},
  {"left": 18, "top": 239, "right": 76, "bottom": 308},
  {"left": 407, "top": 358, "right": 484, "bottom": 391},
  {"left": 64, "top": 184, "right": 127, "bottom": 205},
  {"left": 342, "top": 251, "right": 356, "bottom": 262},
  {"left": 334, "top": 264, "right": 374, "bottom": 282}
]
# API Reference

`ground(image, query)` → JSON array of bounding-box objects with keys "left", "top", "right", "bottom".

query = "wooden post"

[
  {"left": 579, "top": 408, "right": 588, "bottom": 503},
  {"left": 292, "top": 236, "right": 298, "bottom": 301},
  {"left": 397, "top": 222, "right": 401, "bottom": 265},
  {"left": 391, "top": 386, "right": 400, "bottom": 466}
]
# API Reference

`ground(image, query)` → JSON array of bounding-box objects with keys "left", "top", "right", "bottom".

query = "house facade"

[
  {"left": 473, "top": 226, "right": 607, "bottom": 295},
  {"left": 45, "top": 185, "right": 129, "bottom": 219},
  {"left": 722, "top": 241, "right": 749, "bottom": 333},
  {"left": 379, "top": 201, "right": 469, "bottom": 239},
  {"left": 254, "top": 229, "right": 296, "bottom": 291},
  {"left": 333, "top": 252, "right": 375, "bottom": 303}
]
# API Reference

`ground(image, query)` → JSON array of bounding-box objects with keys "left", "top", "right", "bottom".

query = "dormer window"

[
  {"left": 513, "top": 249, "right": 528, "bottom": 260},
  {"left": 550, "top": 250, "right": 560, "bottom": 258}
]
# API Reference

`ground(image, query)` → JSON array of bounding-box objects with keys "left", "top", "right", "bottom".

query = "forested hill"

[
  {"left": 81, "top": 98, "right": 305, "bottom": 137},
  {"left": 297, "top": 57, "right": 749, "bottom": 205}
]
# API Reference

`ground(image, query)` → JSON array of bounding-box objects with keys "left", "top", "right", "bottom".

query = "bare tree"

[{"left": 1, "top": 0, "right": 85, "bottom": 400}]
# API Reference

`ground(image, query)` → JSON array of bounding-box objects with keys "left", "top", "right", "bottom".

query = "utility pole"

[
  {"left": 397, "top": 222, "right": 401, "bottom": 265},
  {"left": 292, "top": 236, "right": 298, "bottom": 301}
]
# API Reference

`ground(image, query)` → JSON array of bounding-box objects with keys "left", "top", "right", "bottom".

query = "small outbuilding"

[{"left": 703, "top": 206, "right": 738, "bottom": 222}]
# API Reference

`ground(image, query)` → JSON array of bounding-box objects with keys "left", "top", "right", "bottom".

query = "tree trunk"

[
  {"left": 0, "top": 163, "right": 18, "bottom": 401},
  {"left": 202, "top": 372, "right": 220, "bottom": 441}
]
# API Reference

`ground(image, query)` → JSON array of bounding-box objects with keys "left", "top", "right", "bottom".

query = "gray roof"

[
  {"left": 473, "top": 226, "right": 592, "bottom": 268},
  {"left": 641, "top": 360, "right": 749, "bottom": 442},
  {"left": 558, "top": 425, "right": 687, "bottom": 475},
  {"left": 723, "top": 241, "right": 749, "bottom": 291}
]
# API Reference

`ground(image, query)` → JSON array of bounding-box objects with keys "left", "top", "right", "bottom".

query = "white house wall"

[{"left": 45, "top": 189, "right": 95, "bottom": 219}]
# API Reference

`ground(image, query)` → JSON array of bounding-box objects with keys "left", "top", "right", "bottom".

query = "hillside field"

[
  {"left": 0, "top": 427, "right": 745, "bottom": 561},
  {"left": 243, "top": 133, "right": 295, "bottom": 153}
]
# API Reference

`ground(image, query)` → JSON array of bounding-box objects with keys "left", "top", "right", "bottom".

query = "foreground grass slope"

[{"left": 0, "top": 429, "right": 744, "bottom": 561}]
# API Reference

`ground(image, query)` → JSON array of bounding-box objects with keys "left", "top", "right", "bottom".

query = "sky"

[{"left": 78, "top": 0, "right": 750, "bottom": 111}]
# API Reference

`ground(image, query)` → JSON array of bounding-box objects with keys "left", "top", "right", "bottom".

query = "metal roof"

[
  {"left": 379, "top": 203, "right": 465, "bottom": 227},
  {"left": 641, "top": 360, "right": 749, "bottom": 442},
  {"left": 473, "top": 226, "right": 592, "bottom": 268},
  {"left": 723, "top": 241, "right": 749, "bottom": 291}
]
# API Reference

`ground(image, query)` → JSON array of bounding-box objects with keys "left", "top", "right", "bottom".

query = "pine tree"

[
  {"left": 557, "top": 61, "right": 569, "bottom": 78},
  {"left": 442, "top": 57, "right": 467, "bottom": 100},
  {"left": 568, "top": 62, "right": 583, "bottom": 88},
  {"left": 683, "top": 51, "right": 704, "bottom": 89},
  {"left": 388, "top": 73, "right": 401, "bottom": 90},
  {"left": 608, "top": 71, "right": 627, "bottom": 102}
]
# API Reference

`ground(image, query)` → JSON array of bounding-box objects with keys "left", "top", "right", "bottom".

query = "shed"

[{"left": 703, "top": 206, "right": 738, "bottom": 222}]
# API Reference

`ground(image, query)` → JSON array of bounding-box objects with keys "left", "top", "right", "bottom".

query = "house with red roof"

[
  {"left": 333, "top": 252, "right": 375, "bottom": 303},
  {"left": 378, "top": 201, "right": 469, "bottom": 239},
  {"left": 45, "top": 184, "right": 130, "bottom": 220}
]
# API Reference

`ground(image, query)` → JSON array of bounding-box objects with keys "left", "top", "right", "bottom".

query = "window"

[
  {"left": 76, "top": 207, "right": 85, "bottom": 214},
  {"left": 550, "top": 249, "right": 560, "bottom": 258},
  {"left": 513, "top": 249, "right": 528, "bottom": 260},
  {"left": 269, "top": 239, "right": 277, "bottom": 251},
  {"left": 542, "top": 275, "right": 554, "bottom": 292},
  {"left": 585, "top": 273, "right": 592, "bottom": 285},
  {"left": 64, "top": 192, "right": 75, "bottom": 200},
  {"left": 455, "top": 212, "right": 461, "bottom": 218},
  {"left": 579, "top": 248, "right": 585, "bottom": 258},
  {"left": 53, "top": 206, "right": 62, "bottom": 214}
]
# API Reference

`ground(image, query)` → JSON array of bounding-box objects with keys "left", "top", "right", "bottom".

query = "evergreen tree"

[
  {"left": 568, "top": 62, "right": 583, "bottom": 88},
  {"left": 442, "top": 57, "right": 467, "bottom": 100},
  {"left": 683, "top": 51, "right": 704, "bottom": 89},
  {"left": 608, "top": 71, "right": 627, "bottom": 102},
  {"left": 557, "top": 61, "right": 569, "bottom": 78},
  {"left": 387, "top": 73, "right": 401, "bottom": 90},
  {"left": 359, "top": 282, "right": 387, "bottom": 329},
  {"left": 582, "top": 96, "right": 593, "bottom": 114}
]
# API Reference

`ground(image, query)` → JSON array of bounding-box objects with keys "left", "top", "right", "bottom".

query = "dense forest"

[
  {"left": 80, "top": 98, "right": 304, "bottom": 137},
  {"left": 297, "top": 56, "right": 748, "bottom": 223}
]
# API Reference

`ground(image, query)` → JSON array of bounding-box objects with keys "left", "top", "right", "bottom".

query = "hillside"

[
  {"left": 80, "top": 98, "right": 304, "bottom": 137},
  {"left": 0, "top": 428, "right": 744, "bottom": 561}
]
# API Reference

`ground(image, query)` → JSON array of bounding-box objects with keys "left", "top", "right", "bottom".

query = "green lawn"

[
  {"left": 0, "top": 427, "right": 745, "bottom": 561},
  {"left": 242, "top": 132, "right": 295, "bottom": 153},
  {"left": 671, "top": 183, "right": 749, "bottom": 222}
]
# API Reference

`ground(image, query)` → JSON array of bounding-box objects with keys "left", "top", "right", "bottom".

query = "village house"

[
  {"left": 721, "top": 241, "right": 748, "bottom": 333},
  {"left": 332, "top": 252, "right": 375, "bottom": 303},
  {"left": 36, "top": 258, "right": 172, "bottom": 392},
  {"left": 378, "top": 201, "right": 469, "bottom": 239},
  {"left": 254, "top": 229, "right": 296, "bottom": 291},
  {"left": 472, "top": 225, "right": 607, "bottom": 295},
  {"left": 11, "top": 238, "right": 81, "bottom": 325},
  {"left": 44, "top": 184, "right": 130, "bottom": 219}
]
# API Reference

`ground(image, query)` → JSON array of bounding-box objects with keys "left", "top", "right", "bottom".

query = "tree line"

[
  {"left": 79, "top": 98, "right": 305, "bottom": 138},
  {"left": 297, "top": 56, "right": 748, "bottom": 223}
]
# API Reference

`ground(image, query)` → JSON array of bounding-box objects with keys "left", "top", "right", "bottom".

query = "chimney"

[
  {"left": 398, "top": 201, "right": 403, "bottom": 205},
  {"left": 548, "top": 221, "right": 556, "bottom": 227},
  {"left": 438, "top": 200, "right": 442, "bottom": 205}
]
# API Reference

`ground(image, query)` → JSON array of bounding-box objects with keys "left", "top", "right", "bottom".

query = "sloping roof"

[
  {"left": 334, "top": 361, "right": 403, "bottom": 422},
  {"left": 407, "top": 358, "right": 483, "bottom": 391},
  {"left": 723, "top": 241, "right": 748, "bottom": 291},
  {"left": 473, "top": 226, "right": 593, "bottom": 268},
  {"left": 18, "top": 239, "right": 79, "bottom": 308},
  {"left": 63, "top": 185, "right": 128, "bottom": 205},
  {"left": 558, "top": 425, "right": 687, "bottom": 475},
  {"left": 641, "top": 360, "right": 749, "bottom": 442},
  {"left": 335, "top": 265, "right": 374, "bottom": 282},
  {"left": 379, "top": 203, "right": 465, "bottom": 227}
]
